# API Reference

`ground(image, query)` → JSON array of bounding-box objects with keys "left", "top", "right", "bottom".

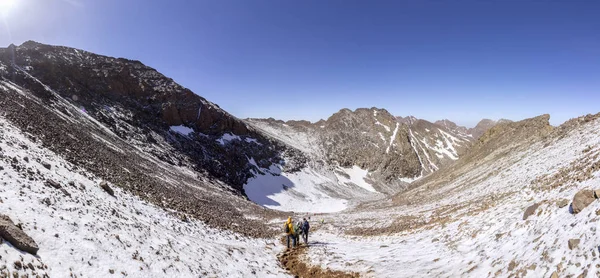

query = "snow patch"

[
  {"left": 386, "top": 123, "right": 400, "bottom": 154},
  {"left": 169, "top": 125, "right": 194, "bottom": 136},
  {"left": 217, "top": 133, "right": 241, "bottom": 145},
  {"left": 335, "top": 166, "right": 377, "bottom": 193},
  {"left": 244, "top": 166, "right": 349, "bottom": 213}
]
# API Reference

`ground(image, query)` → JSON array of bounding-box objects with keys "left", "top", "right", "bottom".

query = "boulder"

[
  {"left": 568, "top": 238, "right": 580, "bottom": 250},
  {"left": 45, "top": 179, "right": 61, "bottom": 189},
  {"left": 60, "top": 188, "right": 71, "bottom": 197},
  {"left": 594, "top": 189, "right": 600, "bottom": 199},
  {"left": 100, "top": 181, "right": 115, "bottom": 197},
  {"left": 571, "top": 190, "right": 595, "bottom": 214},
  {"left": 556, "top": 199, "right": 569, "bottom": 208},
  {"left": 0, "top": 214, "right": 39, "bottom": 255},
  {"left": 550, "top": 271, "right": 558, "bottom": 278},
  {"left": 41, "top": 162, "right": 51, "bottom": 170},
  {"left": 523, "top": 203, "right": 540, "bottom": 220}
]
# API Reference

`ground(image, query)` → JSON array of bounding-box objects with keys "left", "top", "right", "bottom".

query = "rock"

[
  {"left": 572, "top": 190, "right": 595, "bottom": 214},
  {"left": 45, "top": 179, "right": 61, "bottom": 189},
  {"left": 0, "top": 214, "right": 39, "bottom": 255},
  {"left": 577, "top": 270, "right": 588, "bottom": 278},
  {"left": 594, "top": 189, "right": 600, "bottom": 199},
  {"left": 41, "top": 162, "right": 51, "bottom": 170},
  {"left": 508, "top": 260, "right": 517, "bottom": 271},
  {"left": 100, "top": 181, "right": 115, "bottom": 197},
  {"left": 0, "top": 166, "right": 3, "bottom": 171},
  {"left": 568, "top": 238, "right": 580, "bottom": 250},
  {"left": 523, "top": 203, "right": 540, "bottom": 220},
  {"left": 41, "top": 198, "right": 51, "bottom": 206},
  {"left": 60, "top": 188, "right": 71, "bottom": 197},
  {"left": 557, "top": 199, "right": 569, "bottom": 208},
  {"left": 550, "top": 271, "right": 558, "bottom": 278}
]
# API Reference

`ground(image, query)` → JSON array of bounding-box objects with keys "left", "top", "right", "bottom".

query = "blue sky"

[{"left": 1, "top": 0, "right": 598, "bottom": 127}]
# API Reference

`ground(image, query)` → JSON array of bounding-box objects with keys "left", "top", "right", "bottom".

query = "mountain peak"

[{"left": 19, "top": 40, "right": 44, "bottom": 48}]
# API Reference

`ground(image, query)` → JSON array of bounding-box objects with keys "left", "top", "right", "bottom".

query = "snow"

[
  {"left": 245, "top": 137, "right": 262, "bottom": 145},
  {"left": 421, "top": 137, "right": 458, "bottom": 161},
  {"left": 169, "top": 125, "right": 194, "bottom": 136},
  {"left": 408, "top": 129, "right": 425, "bottom": 177},
  {"left": 373, "top": 110, "right": 392, "bottom": 132},
  {"left": 306, "top": 117, "right": 600, "bottom": 277},
  {"left": 335, "top": 166, "right": 377, "bottom": 193},
  {"left": 409, "top": 128, "right": 440, "bottom": 173},
  {"left": 244, "top": 165, "right": 349, "bottom": 213},
  {"left": 378, "top": 132, "right": 386, "bottom": 143},
  {"left": 374, "top": 120, "right": 391, "bottom": 132},
  {"left": 0, "top": 117, "right": 289, "bottom": 278},
  {"left": 386, "top": 123, "right": 399, "bottom": 154},
  {"left": 217, "top": 133, "right": 241, "bottom": 145},
  {"left": 245, "top": 120, "right": 320, "bottom": 154},
  {"left": 399, "top": 174, "right": 422, "bottom": 184}
]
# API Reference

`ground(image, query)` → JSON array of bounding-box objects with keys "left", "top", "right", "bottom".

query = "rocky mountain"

[
  {"left": 0, "top": 41, "right": 500, "bottom": 217},
  {"left": 434, "top": 119, "right": 470, "bottom": 134},
  {"left": 244, "top": 108, "right": 478, "bottom": 211},
  {"left": 2, "top": 41, "right": 600, "bottom": 278},
  {"left": 305, "top": 112, "right": 600, "bottom": 278},
  {"left": 0, "top": 41, "right": 295, "bottom": 237}
]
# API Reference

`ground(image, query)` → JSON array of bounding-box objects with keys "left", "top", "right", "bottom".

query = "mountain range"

[{"left": 1, "top": 41, "right": 599, "bottom": 277}]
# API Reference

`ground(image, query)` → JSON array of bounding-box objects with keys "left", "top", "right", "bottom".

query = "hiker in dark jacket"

[{"left": 302, "top": 218, "right": 310, "bottom": 244}]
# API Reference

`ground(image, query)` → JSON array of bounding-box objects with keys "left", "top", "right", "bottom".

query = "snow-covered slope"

[
  {"left": 0, "top": 117, "right": 288, "bottom": 278},
  {"left": 244, "top": 109, "right": 477, "bottom": 213},
  {"left": 304, "top": 114, "right": 600, "bottom": 277},
  {"left": 244, "top": 117, "right": 387, "bottom": 213}
]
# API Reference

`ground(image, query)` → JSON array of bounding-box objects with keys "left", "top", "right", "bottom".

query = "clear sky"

[{"left": 1, "top": 0, "right": 598, "bottom": 127}]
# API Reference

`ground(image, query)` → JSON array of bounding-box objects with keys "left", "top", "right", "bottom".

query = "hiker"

[
  {"left": 295, "top": 221, "right": 303, "bottom": 245},
  {"left": 285, "top": 217, "right": 296, "bottom": 249},
  {"left": 302, "top": 218, "right": 310, "bottom": 244}
]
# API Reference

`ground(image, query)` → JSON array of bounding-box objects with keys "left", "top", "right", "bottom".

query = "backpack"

[{"left": 284, "top": 223, "right": 290, "bottom": 233}]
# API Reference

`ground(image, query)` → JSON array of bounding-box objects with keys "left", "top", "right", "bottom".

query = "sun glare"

[{"left": 0, "top": 0, "right": 18, "bottom": 15}]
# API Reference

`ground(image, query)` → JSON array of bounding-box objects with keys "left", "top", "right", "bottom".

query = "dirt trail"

[{"left": 278, "top": 244, "right": 360, "bottom": 278}]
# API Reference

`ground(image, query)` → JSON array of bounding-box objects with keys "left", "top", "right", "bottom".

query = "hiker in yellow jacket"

[{"left": 285, "top": 217, "right": 297, "bottom": 248}]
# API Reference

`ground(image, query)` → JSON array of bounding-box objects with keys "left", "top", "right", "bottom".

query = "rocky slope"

[
  {"left": 0, "top": 117, "right": 289, "bottom": 277},
  {"left": 244, "top": 109, "right": 482, "bottom": 212},
  {"left": 0, "top": 41, "right": 294, "bottom": 237},
  {"left": 302, "top": 113, "right": 600, "bottom": 277}
]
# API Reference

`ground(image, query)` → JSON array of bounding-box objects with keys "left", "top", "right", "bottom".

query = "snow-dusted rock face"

[
  {"left": 304, "top": 113, "right": 600, "bottom": 277},
  {"left": 0, "top": 118, "right": 288, "bottom": 277},
  {"left": 244, "top": 108, "right": 481, "bottom": 212},
  {"left": 0, "top": 41, "right": 296, "bottom": 195},
  {"left": 402, "top": 117, "right": 474, "bottom": 175},
  {"left": 0, "top": 41, "right": 290, "bottom": 237}
]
